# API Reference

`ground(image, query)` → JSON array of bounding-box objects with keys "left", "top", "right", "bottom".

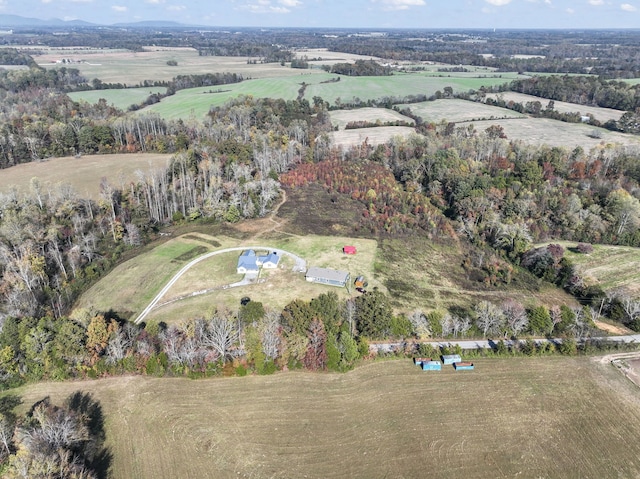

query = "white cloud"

[
  {"left": 41, "top": 0, "right": 54, "bottom": 4},
  {"left": 242, "top": 1, "right": 294, "bottom": 13},
  {"left": 566, "top": 7, "right": 575, "bottom": 13},
  {"left": 621, "top": 3, "right": 637, "bottom": 11},
  {"left": 484, "top": 0, "right": 511, "bottom": 5},
  {"left": 111, "top": 5, "right": 128, "bottom": 12},
  {"left": 279, "top": 0, "right": 302, "bottom": 6},
  {"left": 588, "top": 0, "right": 604, "bottom": 4},
  {"left": 374, "top": 0, "right": 426, "bottom": 11},
  {"left": 70, "top": 0, "right": 94, "bottom": 3},
  {"left": 145, "top": 0, "right": 165, "bottom": 3},
  {"left": 167, "top": 4, "right": 186, "bottom": 11}
]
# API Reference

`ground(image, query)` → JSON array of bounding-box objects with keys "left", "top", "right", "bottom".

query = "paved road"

[
  {"left": 134, "top": 246, "right": 306, "bottom": 324},
  {"left": 370, "top": 334, "right": 640, "bottom": 353}
]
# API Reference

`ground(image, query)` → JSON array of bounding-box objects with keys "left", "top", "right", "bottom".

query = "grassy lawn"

[
  {"left": 69, "top": 87, "right": 167, "bottom": 110},
  {"left": 8, "top": 357, "right": 640, "bottom": 479},
  {"left": 0, "top": 153, "right": 173, "bottom": 200},
  {"left": 74, "top": 233, "right": 383, "bottom": 323}
]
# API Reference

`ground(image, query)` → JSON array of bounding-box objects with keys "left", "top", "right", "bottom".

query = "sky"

[{"left": 0, "top": 0, "right": 638, "bottom": 29}]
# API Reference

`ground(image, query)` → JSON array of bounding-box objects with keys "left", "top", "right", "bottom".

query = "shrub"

[{"left": 576, "top": 243, "right": 594, "bottom": 254}]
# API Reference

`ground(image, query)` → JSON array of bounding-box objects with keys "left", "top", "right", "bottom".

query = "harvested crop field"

[
  {"left": 10, "top": 356, "right": 640, "bottom": 479},
  {"left": 330, "top": 126, "right": 417, "bottom": 148},
  {"left": 329, "top": 107, "right": 415, "bottom": 130},
  {"left": 32, "top": 46, "right": 298, "bottom": 84},
  {"left": 400, "top": 98, "right": 526, "bottom": 123},
  {"left": 485, "top": 92, "right": 626, "bottom": 123},
  {"left": 469, "top": 117, "right": 640, "bottom": 148},
  {"left": 0, "top": 153, "right": 172, "bottom": 200}
]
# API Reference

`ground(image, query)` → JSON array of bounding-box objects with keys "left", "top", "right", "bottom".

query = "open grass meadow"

[
  {"left": 9, "top": 356, "right": 640, "bottom": 479},
  {"left": 68, "top": 86, "right": 168, "bottom": 110},
  {"left": 0, "top": 153, "right": 173, "bottom": 200},
  {"left": 139, "top": 71, "right": 521, "bottom": 120},
  {"left": 73, "top": 232, "right": 383, "bottom": 323},
  {"left": 377, "top": 237, "right": 576, "bottom": 313},
  {"left": 538, "top": 241, "right": 640, "bottom": 296}
]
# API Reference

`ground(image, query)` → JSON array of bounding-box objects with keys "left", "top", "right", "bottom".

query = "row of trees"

[{"left": 3, "top": 286, "right": 639, "bottom": 389}]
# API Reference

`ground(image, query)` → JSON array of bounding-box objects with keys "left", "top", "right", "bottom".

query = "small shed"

[
  {"left": 421, "top": 361, "right": 442, "bottom": 371},
  {"left": 305, "top": 267, "right": 350, "bottom": 288},
  {"left": 343, "top": 246, "right": 357, "bottom": 255},
  {"left": 454, "top": 362, "right": 475, "bottom": 370},
  {"left": 413, "top": 357, "right": 431, "bottom": 366},
  {"left": 441, "top": 354, "right": 462, "bottom": 365}
]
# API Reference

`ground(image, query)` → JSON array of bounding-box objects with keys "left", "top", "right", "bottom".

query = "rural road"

[
  {"left": 134, "top": 246, "right": 306, "bottom": 324},
  {"left": 371, "top": 334, "right": 640, "bottom": 353}
]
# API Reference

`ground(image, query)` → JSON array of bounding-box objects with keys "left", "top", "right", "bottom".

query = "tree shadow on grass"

[{"left": 66, "top": 391, "right": 113, "bottom": 479}]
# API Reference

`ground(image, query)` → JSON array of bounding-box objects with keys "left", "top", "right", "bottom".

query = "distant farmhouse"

[
  {"left": 237, "top": 250, "right": 259, "bottom": 274},
  {"left": 305, "top": 267, "right": 350, "bottom": 288},
  {"left": 257, "top": 251, "right": 280, "bottom": 269},
  {"left": 237, "top": 249, "right": 281, "bottom": 274}
]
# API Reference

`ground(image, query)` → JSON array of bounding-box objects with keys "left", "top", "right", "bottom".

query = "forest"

[{"left": 0, "top": 28, "right": 639, "bottom": 395}]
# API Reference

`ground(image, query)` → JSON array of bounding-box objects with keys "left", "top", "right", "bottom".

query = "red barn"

[{"left": 343, "top": 246, "right": 357, "bottom": 255}]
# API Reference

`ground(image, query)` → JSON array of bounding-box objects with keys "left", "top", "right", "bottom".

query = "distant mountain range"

[{"left": 0, "top": 14, "right": 195, "bottom": 29}]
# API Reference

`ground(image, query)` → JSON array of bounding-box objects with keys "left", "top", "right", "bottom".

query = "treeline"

[
  {"left": 506, "top": 75, "right": 640, "bottom": 112},
  {"left": 344, "top": 119, "right": 413, "bottom": 130},
  {"left": 1, "top": 287, "right": 638, "bottom": 390},
  {"left": 330, "top": 60, "right": 392, "bottom": 77},
  {"left": 0, "top": 393, "right": 108, "bottom": 478},
  {"left": 0, "top": 47, "right": 38, "bottom": 67}
]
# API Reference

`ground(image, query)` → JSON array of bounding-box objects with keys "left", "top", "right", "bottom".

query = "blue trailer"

[
  {"left": 441, "top": 354, "right": 462, "bottom": 365},
  {"left": 421, "top": 360, "right": 442, "bottom": 371},
  {"left": 413, "top": 357, "right": 431, "bottom": 366},
  {"left": 453, "top": 362, "right": 475, "bottom": 370}
]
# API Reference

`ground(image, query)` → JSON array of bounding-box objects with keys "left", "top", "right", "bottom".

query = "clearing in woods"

[
  {"left": 8, "top": 357, "right": 640, "bottom": 479},
  {"left": 74, "top": 232, "right": 382, "bottom": 323},
  {"left": 0, "top": 153, "right": 172, "bottom": 200}
]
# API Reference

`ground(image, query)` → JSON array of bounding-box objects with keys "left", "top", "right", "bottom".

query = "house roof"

[
  {"left": 238, "top": 250, "right": 258, "bottom": 270},
  {"left": 258, "top": 252, "right": 280, "bottom": 264}
]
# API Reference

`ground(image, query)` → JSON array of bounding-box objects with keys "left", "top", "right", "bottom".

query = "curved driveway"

[{"left": 134, "top": 246, "right": 306, "bottom": 324}]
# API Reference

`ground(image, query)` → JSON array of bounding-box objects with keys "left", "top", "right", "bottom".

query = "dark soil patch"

[{"left": 278, "top": 184, "right": 364, "bottom": 237}]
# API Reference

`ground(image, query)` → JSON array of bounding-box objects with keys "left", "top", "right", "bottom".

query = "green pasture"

[
  {"left": 68, "top": 87, "right": 167, "bottom": 110},
  {"left": 140, "top": 71, "right": 518, "bottom": 120}
]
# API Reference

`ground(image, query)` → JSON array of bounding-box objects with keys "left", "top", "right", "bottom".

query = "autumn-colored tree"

[{"left": 303, "top": 319, "right": 327, "bottom": 371}]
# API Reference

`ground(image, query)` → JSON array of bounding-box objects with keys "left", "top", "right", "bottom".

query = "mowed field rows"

[
  {"left": 539, "top": 241, "right": 640, "bottom": 296},
  {"left": 401, "top": 98, "right": 527, "bottom": 123},
  {"left": 10, "top": 357, "right": 640, "bottom": 479}
]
